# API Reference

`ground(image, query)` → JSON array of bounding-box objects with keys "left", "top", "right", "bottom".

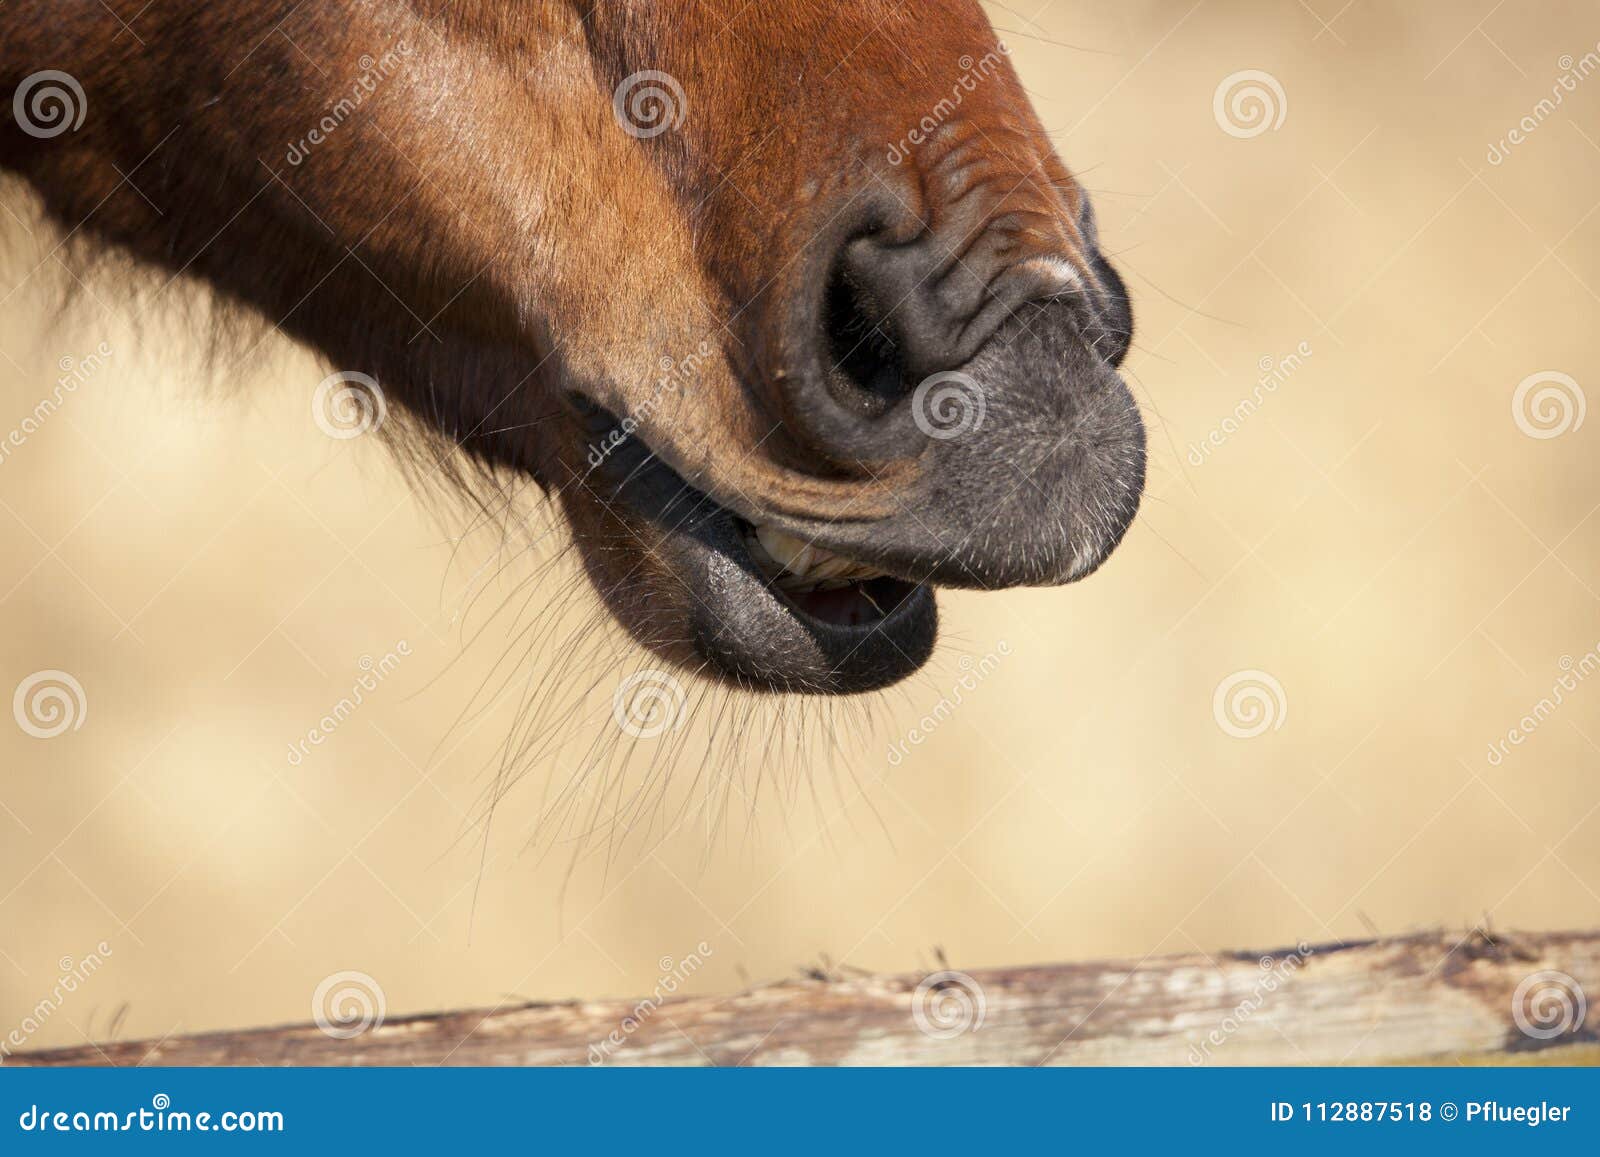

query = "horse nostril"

[
  {"left": 822, "top": 260, "right": 911, "bottom": 416},
  {"left": 771, "top": 202, "right": 971, "bottom": 470}
]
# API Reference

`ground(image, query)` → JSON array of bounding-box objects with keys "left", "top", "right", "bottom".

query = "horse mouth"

[
  {"left": 708, "top": 518, "right": 935, "bottom": 691},
  {"left": 743, "top": 525, "right": 912, "bottom": 626},
  {"left": 563, "top": 404, "right": 937, "bottom": 694},
  {"left": 557, "top": 222, "right": 1144, "bottom": 696}
]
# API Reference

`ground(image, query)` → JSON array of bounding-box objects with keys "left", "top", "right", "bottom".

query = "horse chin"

[{"left": 558, "top": 422, "right": 938, "bottom": 695}]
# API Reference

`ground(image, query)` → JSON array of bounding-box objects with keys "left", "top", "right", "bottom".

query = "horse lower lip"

[
  {"left": 569, "top": 420, "right": 938, "bottom": 690},
  {"left": 686, "top": 508, "right": 938, "bottom": 692},
  {"left": 783, "top": 576, "right": 917, "bottom": 628}
]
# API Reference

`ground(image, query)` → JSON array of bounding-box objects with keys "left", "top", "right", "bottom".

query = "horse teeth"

[
  {"left": 749, "top": 524, "right": 888, "bottom": 591},
  {"left": 754, "top": 525, "right": 818, "bottom": 578}
]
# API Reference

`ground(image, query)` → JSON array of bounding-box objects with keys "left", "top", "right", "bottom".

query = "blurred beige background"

[{"left": 2, "top": 0, "right": 1598, "bottom": 1056}]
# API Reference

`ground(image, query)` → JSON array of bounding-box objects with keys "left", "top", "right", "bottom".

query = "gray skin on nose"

[
  {"left": 755, "top": 191, "right": 1145, "bottom": 591},
  {"left": 788, "top": 292, "right": 1147, "bottom": 589},
  {"left": 571, "top": 215, "right": 1145, "bottom": 692}
]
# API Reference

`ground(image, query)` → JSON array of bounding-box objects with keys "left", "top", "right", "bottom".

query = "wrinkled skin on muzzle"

[
  {"left": 0, "top": 0, "right": 1145, "bottom": 695},
  {"left": 560, "top": 2, "right": 1146, "bottom": 691}
]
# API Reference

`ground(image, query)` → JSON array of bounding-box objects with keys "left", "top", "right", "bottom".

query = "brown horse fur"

[{"left": 1, "top": 1, "right": 1145, "bottom": 695}]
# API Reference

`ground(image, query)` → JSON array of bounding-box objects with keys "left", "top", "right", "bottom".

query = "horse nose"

[{"left": 775, "top": 220, "right": 1085, "bottom": 471}]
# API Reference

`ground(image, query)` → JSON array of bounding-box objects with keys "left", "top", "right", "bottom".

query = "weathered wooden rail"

[{"left": 13, "top": 930, "right": 1599, "bottom": 1066}]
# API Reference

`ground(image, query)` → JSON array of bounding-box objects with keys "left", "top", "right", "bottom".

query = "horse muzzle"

[
  {"left": 738, "top": 184, "right": 1148, "bottom": 591},
  {"left": 560, "top": 210, "right": 1146, "bottom": 693}
]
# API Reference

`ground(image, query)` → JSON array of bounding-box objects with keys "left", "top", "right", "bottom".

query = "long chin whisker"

[{"left": 421, "top": 465, "right": 912, "bottom": 908}]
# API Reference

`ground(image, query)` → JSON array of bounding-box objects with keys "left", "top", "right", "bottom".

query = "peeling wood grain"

[{"left": 11, "top": 929, "right": 1599, "bottom": 1067}]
